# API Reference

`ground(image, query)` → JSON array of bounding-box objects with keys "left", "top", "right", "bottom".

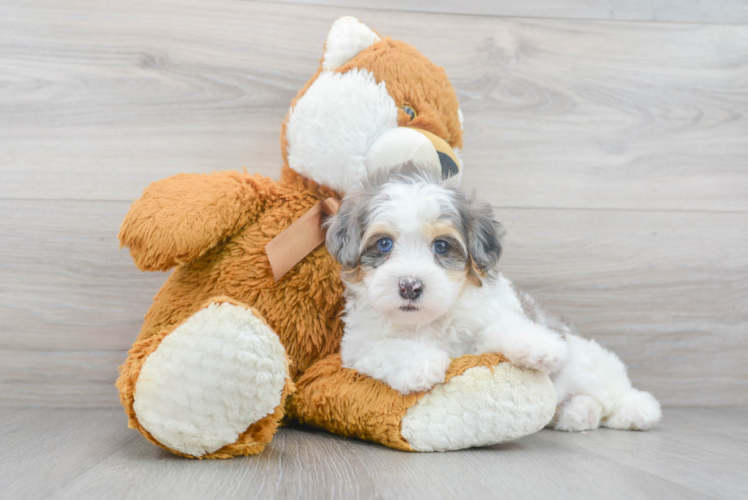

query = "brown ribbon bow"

[{"left": 264, "top": 197, "right": 341, "bottom": 282}]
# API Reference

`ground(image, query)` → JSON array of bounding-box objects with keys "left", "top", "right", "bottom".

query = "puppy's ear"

[
  {"left": 325, "top": 199, "right": 361, "bottom": 269},
  {"left": 465, "top": 198, "right": 505, "bottom": 274}
]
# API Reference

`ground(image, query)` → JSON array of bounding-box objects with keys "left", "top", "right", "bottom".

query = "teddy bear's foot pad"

[
  {"left": 401, "top": 362, "right": 557, "bottom": 452},
  {"left": 133, "top": 302, "right": 288, "bottom": 457}
]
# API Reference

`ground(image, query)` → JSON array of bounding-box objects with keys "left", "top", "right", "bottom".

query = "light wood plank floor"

[{"left": 1, "top": 407, "right": 746, "bottom": 499}]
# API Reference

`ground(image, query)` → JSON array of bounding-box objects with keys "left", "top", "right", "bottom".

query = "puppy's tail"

[{"left": 604, "top": 388, "right": 662, "bottom": 430}]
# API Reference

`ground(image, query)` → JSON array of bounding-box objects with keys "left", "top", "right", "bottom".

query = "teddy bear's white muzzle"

[{"left": 366, "top": 127, "right": 442, "bottom": 177}]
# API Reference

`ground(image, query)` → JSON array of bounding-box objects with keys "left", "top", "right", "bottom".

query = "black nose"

[
  {"left": 399, "top": 278, "right": 423, "bottom": 300},
  {"left": 438, "top": 151, "right": 459, "bottom": 179}
]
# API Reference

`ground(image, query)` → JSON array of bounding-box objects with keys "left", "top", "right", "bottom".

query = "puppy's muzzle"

[{"left": 399, "top": 278, "right": 423, "bottom": 300}]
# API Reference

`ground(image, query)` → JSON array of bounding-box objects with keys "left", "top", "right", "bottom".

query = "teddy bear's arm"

[{"left": 119, "top": 171, "right": 272, "bottom": 271}]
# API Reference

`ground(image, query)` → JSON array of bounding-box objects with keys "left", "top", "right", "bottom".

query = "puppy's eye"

[
  {"left": 433, "top": 240, "right": 450, "bottom": 255},
  {"left": 377, "top": 237, "right": 394, "bottom": 253},
  {"left": 402, "top": 105, "right": 417, "bottom": 122}
]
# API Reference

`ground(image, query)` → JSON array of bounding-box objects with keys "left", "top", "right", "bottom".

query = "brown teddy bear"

[{"left": 117, "top": 16, "right": 557, "bottom": 459}]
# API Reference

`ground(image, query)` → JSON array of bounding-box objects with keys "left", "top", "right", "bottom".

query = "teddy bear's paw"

[
  {"left": 132, "top": 302, "right": 289, "bottom": 457},
  {"left": 400, "top": 361, "right": 557, "bottom": 452}
]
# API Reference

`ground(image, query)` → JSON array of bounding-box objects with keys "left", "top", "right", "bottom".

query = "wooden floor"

[{"left": 1, "top": 406, "right": 746, "bottom": 500}]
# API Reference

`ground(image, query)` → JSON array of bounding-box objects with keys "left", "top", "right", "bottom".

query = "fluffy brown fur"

[
  {"left": 279, "top": 37, "right": 462, "bottom": 185},
  {"left": 291, "top": 353, "right": 508, "bottom": 452},
  {"left": 119, "top": 171, "right": 344, "bottom": 378},
  {"left": 117, "top": 296, "right": 296, "bottom": 459},
  {"left": 116, "top": 22, "right": 507, "bottom": 458}
]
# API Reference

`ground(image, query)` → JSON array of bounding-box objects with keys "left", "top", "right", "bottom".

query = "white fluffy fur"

[
  {"left": 286, "top": 68, "right": 398, "bottom": 193},
  {"left": 133, "top": 302, "right": 288, "bottom": 456},
  {"left": 340, "top": 180, "right": 567, "bottom": 393},
  {"left": 550, "top": 334, "right": 662, "bottom": 431},
  {"left": 402, "top": 363, "right": 556, "bottom": 451},
  {"left": 322, "top": 16, "right": 380, "bottom": 71},
  {"left": 339, "top": 177, "right": 662, "bottom": 432}
]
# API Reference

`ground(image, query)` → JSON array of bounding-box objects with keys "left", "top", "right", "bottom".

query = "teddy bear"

[{"left": 116, "top": 16, "right": 558, "bottom": 459}]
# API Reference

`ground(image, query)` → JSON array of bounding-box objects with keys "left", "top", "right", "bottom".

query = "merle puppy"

[{"left": 325, "top": 164, "right": 661, "bottom": 432}]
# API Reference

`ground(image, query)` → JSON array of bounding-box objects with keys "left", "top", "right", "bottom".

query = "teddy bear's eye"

[{"left": 402, "top": 106, "right": 417, "bottom": 121}]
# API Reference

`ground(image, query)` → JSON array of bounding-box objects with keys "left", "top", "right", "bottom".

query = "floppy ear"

[
  {"left": 325, "top": 197, "right": 362, "bottom": 270},
  {"left": 119, "top": 171, "right": 268, "bottom": 271},
  {"left": 465, "top": 198, "right": 505, "bottom": 274},
  {"left": 322, "top": 16, "right": 380, "bottom": 71}
]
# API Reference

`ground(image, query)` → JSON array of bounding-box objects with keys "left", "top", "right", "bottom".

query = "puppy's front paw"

[
  {"left": 387, "top": 354, "right": 451, "bottom": 395},
  {"left": 504, "top": 330, "right": 568, "bottom": 374}
]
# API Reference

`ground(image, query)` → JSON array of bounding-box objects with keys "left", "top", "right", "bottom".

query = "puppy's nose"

[{"left": 399, "top": 278, "right": 423, "bottom": 300}]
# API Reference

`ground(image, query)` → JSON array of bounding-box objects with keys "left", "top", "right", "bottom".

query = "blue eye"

[
  {"left": 433, "top": 240, "right": 450, "bottom": 255},
  {"left": 377, "top": 237, "right": 394, "bottom": 253}
]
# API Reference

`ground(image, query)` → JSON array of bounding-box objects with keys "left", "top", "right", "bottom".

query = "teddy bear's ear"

[{"left": 322, "top": 16, "right": 380, "bottom": 71}]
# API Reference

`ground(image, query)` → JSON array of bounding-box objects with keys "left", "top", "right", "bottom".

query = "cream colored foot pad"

[
  {"left": 402, "top": 364, "right": 556, "bottom": 452},
  {"left": 134, "top": 303, "right": 287, "bottom": 457}
]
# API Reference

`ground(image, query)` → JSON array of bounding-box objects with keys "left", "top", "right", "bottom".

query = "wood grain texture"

[
  {"left": 265, "top": 0, "right": 748, "bottom": 24},
  {"left": 1, "top": 407, "right": 747, "bottom": 500},
  {"left": 544, "top": 408, "right": 748, "bottom": 499},
  {"left": 1, "top": 199, "right": 745, "bottom": 407},
  {"left": 1, "top": 0, "right": 747, "bottom": 211},
  {"left": 0, "top": 350, "right": 124, "bottom": 407},
  {"left": 0, "top": 200, "right": 163, "bottom": 353},
  {"left": 0, "top": 0, "right": 746, "bottom": 408}
]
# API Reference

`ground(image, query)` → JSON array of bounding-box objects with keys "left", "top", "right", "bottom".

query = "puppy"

[{"left": 326, "top": 164, "right": 662, "bottom": 432}]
